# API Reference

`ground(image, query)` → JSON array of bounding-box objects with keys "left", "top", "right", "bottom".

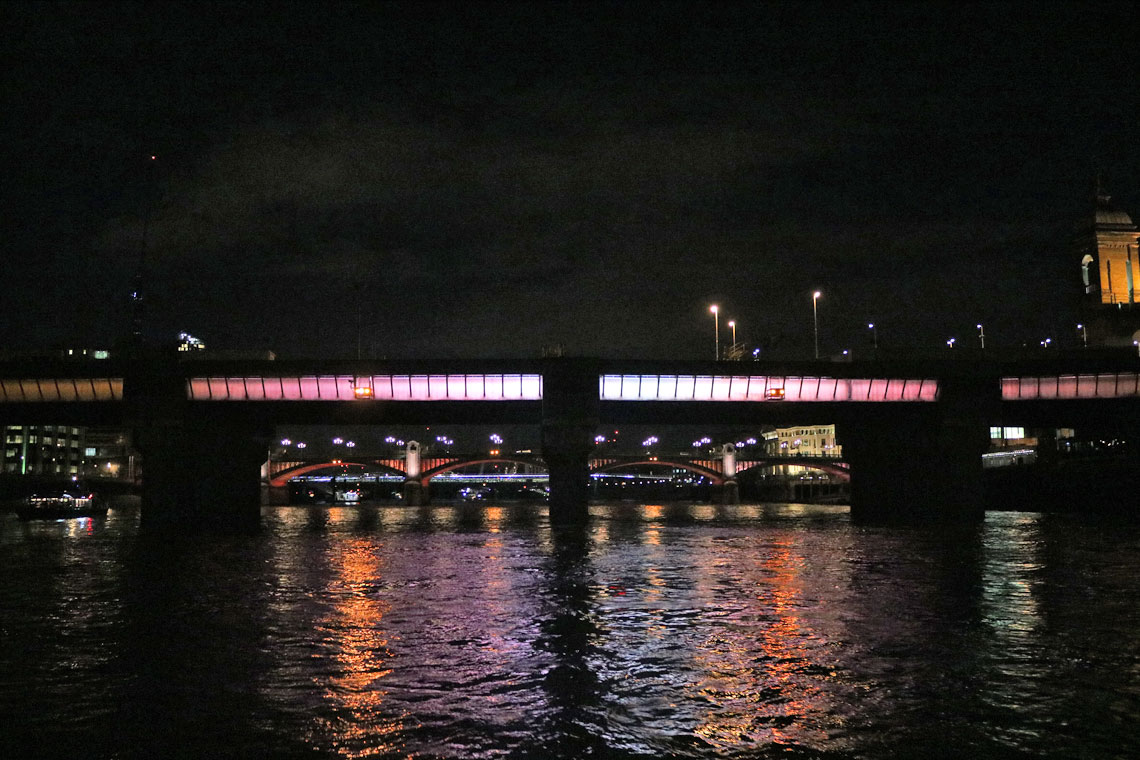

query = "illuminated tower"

[{"left": 1076, "top": 186, "right": 1140, "bottom": 346}]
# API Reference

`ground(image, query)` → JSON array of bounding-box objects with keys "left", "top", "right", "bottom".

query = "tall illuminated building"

[
  {"left": 1077, "top": 186, "right": 1140, "bottom": 346},
  {"left": 3, "top": 425, "right": 86, "bottom": 478}
]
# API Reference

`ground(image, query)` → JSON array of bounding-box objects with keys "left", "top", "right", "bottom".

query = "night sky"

[{"left": 2, "top": 1, "right": 1138, "bottom": 360}]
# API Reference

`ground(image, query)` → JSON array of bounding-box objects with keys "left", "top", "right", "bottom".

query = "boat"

[
  {"left": 15, "top": 491, "right": 108, "bottom": 520},
  {"left": 334, "top": 488, "right": 362, "bottom": 503}
]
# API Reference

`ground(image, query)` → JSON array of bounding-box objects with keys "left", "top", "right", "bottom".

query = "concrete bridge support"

[
  {"left": 541, "top": 359, "right": 600, "bottom": 525},
  {"left": 841, "top": 369, "right": 995, "bottom": 522},
  {"left": 136, "top": 418, "right": 267, "bottom": 532},
  {"left": 720, "top": 443, "right": 739, "bottom": 504},
  {"left": 402, "top": 441, "right": 428, "bottom": 505},
  {"left": 840, "top": 410, "right": 988, "bottom": 522}
]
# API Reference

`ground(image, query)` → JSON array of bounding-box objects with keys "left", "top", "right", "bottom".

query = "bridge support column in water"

[
  {"left": 840, "top": 370, "right": 993, "bottom": 522},
  {"left": 541, "top": 359, "right": 600, "bottom": 525},
  {"left": 719, "top": 443, "right": 740, "bottom": 504},
  {"left": 402, "top": 441, "right": 428, "bottom": 505},
  {"left": 137, "top": 418, "right": 267, "bottom": 532}
]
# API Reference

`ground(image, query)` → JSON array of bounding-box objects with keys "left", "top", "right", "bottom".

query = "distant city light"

[
  {"left": 332, "top": 437, "right": 344, "bottom": 444},
  {"left": 296, "top": 442, "right": 307, "bottom": 449},
  {"left": 281, "top": 438, "right": 292, "bottom": 446},
  {"left": 489, "top": 434, "right": 503, "bottom": 444},
  {"left": 177, "top": 331, "right": 205, "bottom": 352},
  {"left": 345, "top": 441, "right": 355, "bottom": 448},
  {"left": 385, "top": 436, "right": 396, "bottom": 443},
  {"left": 595, "top": 435, "right": 607, "bottom": 444}
]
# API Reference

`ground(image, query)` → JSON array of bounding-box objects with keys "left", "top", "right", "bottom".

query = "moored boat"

[{"left": 15, "top": 491, "right": 108, "bottom": 520}]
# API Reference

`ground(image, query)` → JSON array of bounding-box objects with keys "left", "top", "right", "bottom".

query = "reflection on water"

[{"left": 3, "top": 503, "right": 1140, "bottom": 758}]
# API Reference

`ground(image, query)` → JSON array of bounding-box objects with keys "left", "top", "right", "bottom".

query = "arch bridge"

[{"left": 266, "top": 452, "right": 850, "bottom": 488}]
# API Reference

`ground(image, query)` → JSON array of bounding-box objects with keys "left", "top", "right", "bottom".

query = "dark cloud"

[{"left": 2, "top": 2, "right": 1138, "bottom": 357}]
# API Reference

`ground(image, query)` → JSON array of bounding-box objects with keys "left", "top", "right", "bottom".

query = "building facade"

[
  {"left": 3, "top": 425, "right": 86, "bottom": 478},
  {"left": 1077, "top": 188, "right": 1140, "bottom": 346},
  {"left": 763, "top": 425, "right": 842, "bottom": 458}
]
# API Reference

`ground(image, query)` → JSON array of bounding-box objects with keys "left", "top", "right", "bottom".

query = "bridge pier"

[
  {"left": 840, "top": 411, "right": 988, "bottom": 523},
  {"left": 541, "top": 359, "right": 600, "bottom": 525},
  {"left": 402, "top": 480, "right": 428, "bottom": 505},
  {"left": 720, "top": 479, "right": 740, "bottom": 504},
  {"left": 719, "top": 443, "right": 739, "bottom": 504},
  {"left": 137, "top": 418, "right": 267, "bottom": 532},
  {"left": 402, "top": 441, "right": 428, "bottom": 505}
]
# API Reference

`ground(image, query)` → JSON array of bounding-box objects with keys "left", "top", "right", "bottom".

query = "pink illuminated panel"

[
  {"left": 597, "top": 375, "right": 939, "bottom": 401},
  {"left": 185, "top": 374, "right": 543, "bottom": 401},
  {"left": 1002, "top": 373, "right": 1140, "bottom": 400}
]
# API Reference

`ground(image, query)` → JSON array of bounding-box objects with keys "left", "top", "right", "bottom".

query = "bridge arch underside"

[
  {"left": 590, "top": 460, "right": 724, "bottom": 484},
  {"left": 269, "top": 461, "right": 403, "bottom": 487},
  {"left": 736, "top": 461, "right": 851, "bottom": 482},
  {"left": 420, "top": 458, "right": 546, "bottom": 484}
]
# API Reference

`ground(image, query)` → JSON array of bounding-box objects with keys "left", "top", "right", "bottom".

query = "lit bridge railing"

[
  {"left": 1001, "top": 372, "right": 1140, "bottom": 400},
  {"left": 599, "top": 375, "right": 939, "bottom": 402},
  {"left": 186, "top": 374, "right": 544, "bottom": 401},
  {"left": 0, "top": 378, "right": 124, "bottom": 402}
]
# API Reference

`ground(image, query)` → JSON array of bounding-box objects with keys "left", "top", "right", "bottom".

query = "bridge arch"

[
  {"left": 268, "top": 460, "right": 405, "bottom": 487},
  {"left": 589, "top": 459, "right": 725, "bottom": 485},
  {"left": 735, "top": 459, "right": 850, "bottom": 481},
  {"left": 420, "top": 457, "right": 547, "bottom": 484}
]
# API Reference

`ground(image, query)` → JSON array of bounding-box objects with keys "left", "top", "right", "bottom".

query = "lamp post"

[
  {"left": 946, "top": 337, "right": 956, "bottom": 349},
  {"left": 710, "top": 304, "right": 720, "bottom": 360},
  {"left": 1078, "top": 323, "right": 1087, "bottom": 348},
  {"left": 868, "top": 322, "right": 877, "bottom": 350},
  {"left": 812, "top": 291, "right": 821, "bottom": 359},
  {"left": 728, "top": 320, "right": 736, "bottom": 347},
  {"left": 977, "top": 324, "right": 985, "bottom": 349}
]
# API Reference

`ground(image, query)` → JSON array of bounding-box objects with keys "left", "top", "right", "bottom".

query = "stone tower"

[{"left": 1076, "top": 186, "right": 1140, "bottom": 346}]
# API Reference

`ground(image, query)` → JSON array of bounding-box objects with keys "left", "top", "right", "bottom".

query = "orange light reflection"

[{"left": 315, "top": 541, "right": 404, "bottom": 757}]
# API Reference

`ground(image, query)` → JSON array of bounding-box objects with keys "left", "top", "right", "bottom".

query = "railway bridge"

[{"left": 2, "top": 353, "right": 1138, "bottom": 528}]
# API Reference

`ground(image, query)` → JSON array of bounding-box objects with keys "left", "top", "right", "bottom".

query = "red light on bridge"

[
  {"left": 353, "top": 386, "right": 374, "bottom": 399},
  {"left": 765, "top": 388, "right": 786, "bottom": 400}
]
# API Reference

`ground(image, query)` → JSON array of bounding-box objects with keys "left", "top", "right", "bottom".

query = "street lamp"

[
  {"left": 1078, "top": 323, "right": 1087, "bottom": 348},
  {"left": 947, "top": 337, "right": 956, "bottom": 349},
  {"left": 710, "top": 304, "right": 720, "bottom": 360},
  {"left": 728, "top": 320, "right": 736, "bottom": 347},
  {"left": 867, "top": 322, "right": 877, "bottom": 350},
  {"left": 812, "top": 291, "right": 821, "bottom": 359},
  {"left": 977, "top": 324, "right": 985, "bottom": 349}
]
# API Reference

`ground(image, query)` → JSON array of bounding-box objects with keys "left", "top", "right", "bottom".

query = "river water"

[{"left": 2, "top": 502, "right": 1138, "bottom": 759}]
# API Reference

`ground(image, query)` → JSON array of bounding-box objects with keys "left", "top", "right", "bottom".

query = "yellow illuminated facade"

[
  {"left": 765, "top": 425, "right": 841, "bottom": 458},
  {"left": 1077, "top": 189, "right": 1140, "bottom": 345}
]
